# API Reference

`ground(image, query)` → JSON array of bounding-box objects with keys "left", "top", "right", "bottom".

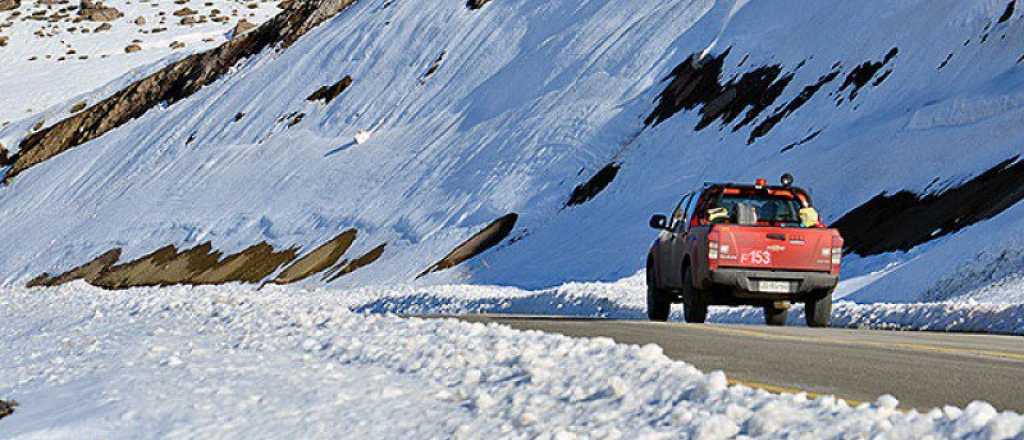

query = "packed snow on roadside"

[
  {"left": 3, "top": 283, "right": 1023, "bottom": 439},
  {"left": 336, "top": 272, "right": 1024, "bottom": 336}
]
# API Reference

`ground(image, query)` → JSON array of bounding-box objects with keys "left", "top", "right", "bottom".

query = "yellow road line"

[
  {"left": 727, "top": 378, "right": 868, "bottom": 408},
  {"left": 690, "top": 324, "right": 1024, "bottom": 363}
]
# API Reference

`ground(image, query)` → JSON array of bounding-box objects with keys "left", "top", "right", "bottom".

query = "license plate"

[{"left": 758, "top": 280, "right": 794, "bottom": 293}]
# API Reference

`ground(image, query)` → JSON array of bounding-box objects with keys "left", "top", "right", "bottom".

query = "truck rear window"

[{"left": 716, "top": 194, "right": 803, "bottom": 226}]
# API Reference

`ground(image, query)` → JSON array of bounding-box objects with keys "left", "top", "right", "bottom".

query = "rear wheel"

[
  {"left": 646, "top": 261, "right": 670, "bottom": 322},
  {"left": 682, "top": 266, "right": 708, "bottom": 324},
  {"left": 764, "top": 306, "right": 788, "bottom": 326},
  {"left": 805, "top": 289, "right": 833, "bottom": 328}
]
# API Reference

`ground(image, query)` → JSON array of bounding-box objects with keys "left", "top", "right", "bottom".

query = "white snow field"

[
  {"left": 3, "top": 283, "right": 1024, "bottom": 439},
  {"left": 1, "top": 0, "right": 1024, "bottom": 308},
  {"left": 0, "top": 0, "right": 282, "bottom": 123}
]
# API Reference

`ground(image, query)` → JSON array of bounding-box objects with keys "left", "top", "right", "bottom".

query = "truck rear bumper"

[{"left": 709, "top": 268, "right": 838, "bottom": 299}]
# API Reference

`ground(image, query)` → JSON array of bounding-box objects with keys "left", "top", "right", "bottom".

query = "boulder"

[
  {"left": 231, "top": 18, "right": 254, "bottom": 37},
  {"left": 78, "top": 1, "right": 122, "bottom": 22},
  {"left": 124, "top": 43, "right": 141, "bottom": 53}
]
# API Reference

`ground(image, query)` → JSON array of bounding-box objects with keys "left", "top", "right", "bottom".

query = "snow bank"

[
  {"left": 335, "top": 272, "right": 1024, "bottom": 335},
  {"left": 3, "top": 283, "right": 1023, "bottom": 438}
]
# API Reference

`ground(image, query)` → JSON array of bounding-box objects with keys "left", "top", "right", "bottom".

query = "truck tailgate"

[{"left": 713, "top": 225, "right": 834, "bottom": 272}]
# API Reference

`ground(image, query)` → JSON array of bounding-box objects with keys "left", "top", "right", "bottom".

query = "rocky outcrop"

[
  {"left": 232, "top": 18, "right": 255, "bottom": 38},
  {"left": 24, "top": 227, "right": 381, "bottom": 289},
  {"left": 323, "top": 243, "right": 386, "bottom": 282},
  {"left": 272, "top": 229, "right": 356, "bottom": 284},
  {"left": 26, "top": 248, "right": 121, "bottom": 287},
  {"left": 566, "top": 163, "right": 619, "bottom": 207},
  {"left": 307, "top": 75, "right": 352, "bottom": 104},
  {"left": 834, "top": 156, "right": 1024, "bottom": 257},
  {"left": 0, "top": 0, "right": 20, "bottom": 12},
  {"left": 4, "top": 0, "right": 359, "bottom": 184},
  {"left": 78, "top": 0, "right": 123, "bottom": 22},
  {"left": 0, "top": 143, "right": 10, "bottom": 167},
  {"left": 645, "top": 49, "right": 793, "bottom": 135},
  {"left": 466, "top": 0, "right": 491, "bottom": 9},
  {"left": 0, "top": 399, "right": 16, "bottom": 421},
  {"left": 172, "top": 7, "right": 197, "bottom": 17},
  {"left": 418, "top": 214, "right": 518, "bottom": 278},
  {"left": 91, "top": 243, "right": 222, "bottom": 289},
  {"left": 189, "top": 242, "right": 298, "bottom": 284}
]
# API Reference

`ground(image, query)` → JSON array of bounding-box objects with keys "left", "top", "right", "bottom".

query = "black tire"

[
  {"left": 682, "top": 266, "right": 708, "bottom": 324},
  {"left": 805, "top": 289, "right": 833, "bottom": 328},
  {"left": 764, "top": 306, "right": 788, "bottom": 326},
  {"left": 646, "top": 261, "right": 670, "bottom": 322}
]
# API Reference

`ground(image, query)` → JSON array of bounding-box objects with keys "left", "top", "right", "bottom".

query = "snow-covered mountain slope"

[
  {"left": 2, "top": 0, "right": 1024, "bottom": 304},
  {"left": 0, "top": 0, "right": 282, "bottom": 123}
]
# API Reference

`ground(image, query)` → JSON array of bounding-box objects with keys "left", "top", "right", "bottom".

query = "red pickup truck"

[{"left": 646, "top": 175, "right": 843, "bottom": 327}]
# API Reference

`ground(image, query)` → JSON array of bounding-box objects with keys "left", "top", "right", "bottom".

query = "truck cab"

[{"left": 646, "top": 175, "right": 843, "bottom": 327}]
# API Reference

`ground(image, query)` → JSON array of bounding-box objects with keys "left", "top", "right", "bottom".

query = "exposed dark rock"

[
  {"left": 871, "top": 69, "right": 892, "bottom": 86},
  {"left": 124, "top": 43, "right": 141, "bottom": 53},
  {"left": 234, "top": 112, "right": 246, "bottom": 121},
  {"left": 0, "top": 399, "right": 16, "bottom": 421},
  {"left": 644, "top": 50, "right": 793, "bottom": 139},
  {"left": 26, "top": 248, "right": 121, "bottom": 287},
  {"left": 190, "top": 242, "right": 298, "bottom": 284},
  {"left": 0, "top": 143, "right": 9, "bottom": 167},
  {"left": 232, "top": 18, "right": 255, "bottom": 37},
  {"left": 324, "top": 243, "right": 386, "bottom": 282},
  {"left": 938, "top": 53, "right": 953, "bottom": 70},
  {"left": 833, "top": 156, "right": 1024, "bottom": 256},
  {"left": 750, "top": 69, "right": 840, "bottom": 143},
  {"left": 779, "top": 129, "right": 822, "bottom": 153},
  {"left": 30, "top": 241, "right": 306, "bottom": 289},
  {"left": 0, "top": 0, "right": 19, "bottom": 11},
  {"left": 5, "top": 0, "right": 359, "bottom": 184},
  {"left": 466, "top": 0, "right": 490, "bottom": 10},
  {"left": 272, "top": 229, "right": 356, "bottom": 284},
  {"left": 566, "top": 163, "right": 619, "bottom": 207},
  {"left": 422, "top": 50, "right": 445, "bottom": 80},
  {"left": 838, "top": 47, "right": 898, "bottom": 101},
  {"left": 306, "top": 75, "right": 352, "bottom": 104},
  {"left": 418, "top": 214, "right": 518, "bottom": 278},
  {"left": 172, "top": 6, "right": 196, "bottom": 16},
  {"left": 999, "top": 0, "right": 1015, "bottom": 23},
  {"left": 78, "top": 2, "right": 122, "bottom": 22},
  {"left": 91, "top": 243, "right": 222, "bottom": 289}
]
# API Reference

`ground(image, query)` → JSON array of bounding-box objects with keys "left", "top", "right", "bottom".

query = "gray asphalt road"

[{"left": 453, "top": 316, "right": 1024, "bottom": 412}]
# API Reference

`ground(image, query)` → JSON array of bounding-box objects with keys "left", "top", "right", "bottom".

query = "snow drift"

[{"left": 3, "top": 283, "right": 1023, "bottom": 438}]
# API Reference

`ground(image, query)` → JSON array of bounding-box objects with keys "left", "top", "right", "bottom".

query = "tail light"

[
  {"left": 830, "top": 236, "right": 844, "bottom": 273},
  {"left": 708, "top": 231, "right": 721, "bottom": 270}
]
